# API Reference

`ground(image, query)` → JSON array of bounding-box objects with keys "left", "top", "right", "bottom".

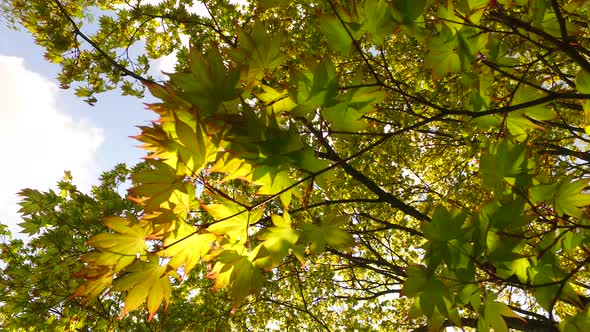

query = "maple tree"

[{"left": 3, "top": 0, "right": 590, "bottom": 330}]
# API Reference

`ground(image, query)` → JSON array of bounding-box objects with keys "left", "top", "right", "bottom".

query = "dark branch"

[{"left": 53, "top": 0, "right": 156, "bottom": 86}]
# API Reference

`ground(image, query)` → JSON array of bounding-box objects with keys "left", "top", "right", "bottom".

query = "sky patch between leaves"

[{"left": 0, "top": 55, "right": 104, "bottom": 235}]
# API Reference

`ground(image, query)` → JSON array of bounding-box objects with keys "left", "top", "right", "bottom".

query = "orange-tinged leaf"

[
  {"left": 71, "top": 268, "right": 114, "bottom": 302},
  {"left": 207, "top": 256, "right": 235, "bottom": 291},
  {"left": 147, "top": 277, "right": 164, "bottom": 321}
]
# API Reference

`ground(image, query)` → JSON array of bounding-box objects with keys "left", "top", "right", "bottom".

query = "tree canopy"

[{"left": 3, "top": 0, "right": 590, "bottom": 330}]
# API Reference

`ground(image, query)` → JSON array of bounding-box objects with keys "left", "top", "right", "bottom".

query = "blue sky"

[
  {"left": 0, "top": 0, "right": 249, "bottom": 237},
  {"left": 0, "top": 24, "right": 157, "bottom": 236}
]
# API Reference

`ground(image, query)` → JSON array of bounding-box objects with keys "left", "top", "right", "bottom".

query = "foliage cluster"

[{"left": 3, "top": 0, "right": 590, "bottom": 330}]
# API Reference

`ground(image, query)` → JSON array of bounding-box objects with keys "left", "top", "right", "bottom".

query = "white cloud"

[
  {"left": 186, "top": 1, "right": 209, "bottom": 16},
  {"left": 0, "top": 56, "right": 104, "bottom": 237},
  {"left": 153, "top": 52, "right": 178, "bottom": 76},
  {"left": 151, "top": 33, "right": 190, "bottom": 76}
]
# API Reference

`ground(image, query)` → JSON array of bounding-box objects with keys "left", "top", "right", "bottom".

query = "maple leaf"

[
  {"left": 158, "top": 222, "right": 217, "bottom": 276},
  {"left": 113, "top": 256, "right": 172, "bottom": 321}
]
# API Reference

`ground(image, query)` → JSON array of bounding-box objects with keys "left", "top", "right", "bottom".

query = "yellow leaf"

[
  {"left": 71, "top": 267, "right": 114, "bottom": 302},
  {"left": 113, "top": 257, "right": 171, "bottom": 321},
  {"left": 205, "top": 198, "right": 262, "bottom": 241},
  {"left": 159, "top": 222, "right": 217, "bottom": 276}
]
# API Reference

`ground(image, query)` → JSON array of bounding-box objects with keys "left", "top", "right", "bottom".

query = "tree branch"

[
  {"left": 53, "top": 0, "right": 156, "bottom": 86},
  {"left": 306, "top": 123, "right": 431, "bottom": 222},
  {"left": 493, "top": 11, "right": 590, "bottom": 73}
]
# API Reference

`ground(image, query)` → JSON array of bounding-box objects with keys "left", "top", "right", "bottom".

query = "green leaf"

[
  {"left": 321, "top": 102, "right": 368, "bottom": 132},
  {"left": 112, "top": 257, "right": 171, "bottom": 321},
  {"left": 577, "top": 70, "right": 590, "bottom": 94},
  {"left": 87, "top": 216, "right": 149, "bottom": 271},
  {"left": 531, "top": 178, "right": 590, "bottom": 218},
  {"left": 479, "top": 139, "right": 528, "bottom": 188},
  {"left": 505, "top": 257, "right": 531, "bottom": 283},
  {"left": 255, "top": 84, "right": 297, "bottom": 114},
  {"left": 559, "top": 307, "right": 590, "bottom": 331},
  {"left": 253, "top": 168, "right": 294, "bottom": 197},
  {"left": 360, "top": 0, "right": 394, "bottom": 45},
  {"left": 391, "top": 0, "right": 426, "bottom": 23},
  {"left": 170, "top": 48, "right": 242, "bottom": 114},
  {"left": 229, "top": 255, "right": 263, "bottom": 310},
  {"left": 299, "top": 224, "right": 327, "bottom": 253},
  {"left": 529, "top": 183, "right": 558, "bottom": 203},
  {"left": 488, "top": 198, "right": 528, "bottom": 230},
  {"left": 254, "top": 214, "right": 299, "bottom": 269},
  {"left": 319, "top": 14, "right": 354, "bottom": 55},
  {"left": 173, "top": 113, "right": 210, "bottom": 174},
  {"left": 424, "top": 27, "right": 462, "bottom": 79},
  {"left": 506, "top": 86, "right": 555, "bottom": 137},
  {"left": 205, "top": 199, "right": 263, "bottom": 242},
  {"left": 402, "top": 265, "right": 429, "bottom": 297},
  {"left": 419, "top": 279, "right": 450, "bottom": 317},
  {"left": 321, "top": 213, "right": 355, "bottom": 251},
  {"left": 554, "top": 179, "right": 590, "bottom": 218},
  {"left": 238, "top": 22, "right": 283, "bottom": 82},
  {"left": 291, "top": 61, "right": 338, "bottom": 117},
  {"left": 483, "top": 299, "right": 525, "bottom": 332},
  {"left": 206, "top": 251, "right": 263, "bottom": 310},
  {"left": 159, "top": 222, "right": 217, "bottom": 276},
  {"left": 129, "top": 162, "right": 192, "bottom": 215},
  {"left": 299, "top": 213, "right": 354, "bottom": 253},
  {"left": 423, "top": 206, "right": 467, "bottom": 241},
  {"left": 468, "top": 0, "right": 489, "bottom": 10}
]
